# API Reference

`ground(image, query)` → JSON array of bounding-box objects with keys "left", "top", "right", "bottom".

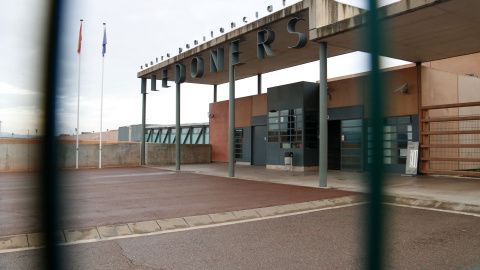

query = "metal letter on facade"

[
  {"left": 230, "top": 39, "right": 244, "bottom": 66},
  {"left": 190, "top": 57, "right": 204, "bottom": 78},
  {"left": 151, "top": 74, "right": 159, "bottom": 91},
  {"left": 175, "top": 64, "right": 186, "bottom": 84},
  {"left": 257, "top": 29, "right": 275, "bottom": 58},
  {"left": 162, "top": 68, "right": 170, "bottom": 88},
  {"left": 287, "top": 17, "right": 307, "bottom": 49},
  {"left": 210, "top": 48, "right": 225, "bottom": 72}
]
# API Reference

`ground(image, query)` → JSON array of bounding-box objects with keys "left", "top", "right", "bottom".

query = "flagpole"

[
  {"left": 76, "top": 19, "right": 83, "bottom": 170},
  {"left": 100, "top": 23, "right": 106, "bottom": 169}
]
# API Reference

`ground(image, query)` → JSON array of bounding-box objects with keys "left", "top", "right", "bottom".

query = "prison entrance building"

[{"left": 137, "top": 0, "right": 480, "bottom": 180}]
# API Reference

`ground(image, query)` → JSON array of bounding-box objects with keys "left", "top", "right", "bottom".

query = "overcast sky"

[{"left": 0, "top": 0, "right": 405, "bottom": 136}]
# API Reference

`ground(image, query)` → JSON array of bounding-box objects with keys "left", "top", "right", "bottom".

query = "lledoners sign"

[{"left": 158, "top": 17, "right": 308, "bottom": 87}]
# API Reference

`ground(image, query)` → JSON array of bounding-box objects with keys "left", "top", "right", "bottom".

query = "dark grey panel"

[
  {"left": 131, "top": 125, "right": 144, "bottom": 142},
  {"left": 412, "top": 114, "right": 419, "bottom": 142},
  {"left": 252, "top": 126, "right": 267, "bottom": 165},
  {"left": 118, "top": 126, "right": 129, "bottom": 141},
  {"left": 251, "top": 116, "right": 267, "bottom": 126},
  {"left": 267, "top": 142, "right": 281, "bottom": 165},
  {"left": 327, "top": 105, "right": 364, "bottom": 121}
]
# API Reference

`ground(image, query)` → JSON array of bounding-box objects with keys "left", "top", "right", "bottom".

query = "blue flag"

[{"left": 102, "top": 28, "right": 107, "bottom": 56}]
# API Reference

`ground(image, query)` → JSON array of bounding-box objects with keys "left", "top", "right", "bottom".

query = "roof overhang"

[{"left": 138, "top": 0, "right": 480, "bottom": 85}]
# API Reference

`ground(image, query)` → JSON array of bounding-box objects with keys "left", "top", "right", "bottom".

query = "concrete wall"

[
  {"left": 57, "top": 142, "right": 141, "bottom": 169},
  {"left": 58, "top": 130, "right": 119, "bottom": 141},
  {"left": 1, "top": 139, "right": 212, "bottom": 171},
  {"left": 0, "top": 139, "right": 41, "bottom": 171},
  {"left": 146, "top": 143, "right": 211, "bottom": 165}
]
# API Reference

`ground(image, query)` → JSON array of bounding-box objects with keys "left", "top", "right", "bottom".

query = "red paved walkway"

[{"left": 0, "top": 167, "right": 356, "bottom": 235}]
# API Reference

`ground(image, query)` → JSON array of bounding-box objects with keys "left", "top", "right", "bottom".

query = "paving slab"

[
  {"left": 97, "top": 225, "right": 132, "bottom": 238},
  {"left": 127, "top": 221, "right": 161, "bottom": 234},
  {"left": 27, "top": 233, "right": 45, "bottom": 247},
  {"left": 293, "top": 202, "right": 318, "bottom": 211},
  {"left": 184, "top": 215, "right": 214, "bottom": 227},
  {"left": 275, "top": 204, "right": 299, "bottom": 214},
  {"left": 232, "top": 209, "right": 261, "bottom": 220},
  {"left": 255, "top": 206, "right": 281, "bottom": 217},
  {"left": 64, "top": 227, "right": 101, "bottom": 242},
  {"left": 209, "top": 212, "right": 238, "bottom": 223},
  {"left": 312, "top": 199, "right": 336, "bottom": 208},
  {"left": 0, "top": 234, "right": 28, "bottom": 250},
  {"left": 157, "top": 218, "right": 189, "bottom": 230}
]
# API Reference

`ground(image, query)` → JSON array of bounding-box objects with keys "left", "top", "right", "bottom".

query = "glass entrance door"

[{"left": 341, "top": 119, "right": 363, "bottom": 171}]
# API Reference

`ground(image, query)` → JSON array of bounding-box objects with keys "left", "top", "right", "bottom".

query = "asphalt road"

[{"left": 2, "top": 204, "right": 479, "bottom": 270}]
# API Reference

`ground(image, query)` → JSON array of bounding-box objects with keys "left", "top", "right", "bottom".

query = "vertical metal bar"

[
  {"left": 319, "top": 42, "right": 328, "bottom": 187},
  {"left": 40, "top": 0, "right": 63, "bottom": 268},
  {"left": 366, "top": 1, "right": 385, "bottom": 269},
  {"left": 228, "top": 44, "right": 236, "bottom": 177},
  {"left": 141, "top": 78, "right": 146, "bottom": 165},
  {"left": 214, "top": 84, "right": 217, "bottom": 103},
  {"left": 203, "top": 126, "right": 206, "bottom": 144},
  {"left": 257, "top": 74, "right": 262, "bottom": 94},
  {"left": 176, "top": 82, "right": 181, "bottom": 170},
  {"left": 189, "top": 127, "right": 193, "bottom": 144}
]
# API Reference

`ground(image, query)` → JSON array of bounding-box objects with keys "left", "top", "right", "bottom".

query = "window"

[
  {"left": 235, "top": 128, "right": 243, "bottom": 159},
  {"left": 368, "top": 116, "right": 413, "bottom": 165},
  {"left": 268, "top": 108, "right": 303, "bottom": 148}
]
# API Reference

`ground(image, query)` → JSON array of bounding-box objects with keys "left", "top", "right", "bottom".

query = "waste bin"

[{"left": 284, "top": 152, "right": 293, "bottom": 171}]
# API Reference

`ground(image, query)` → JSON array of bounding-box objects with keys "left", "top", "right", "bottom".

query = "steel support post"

[
  {"left": 214, "top": 84, "right": 217, "bottom": 102},
  {"left": 257, "top": 74, "right": 262, "bottom": 95},
  {"left": 366, "top": 1, "right": 385, "bottom": 269},
  {"left": 176, "top": 82, "right": 181, "bottom": 170},
  {"left": 319, "top": 42, "right": 328, "bottom": 187},
  {"left": 141, "top": 78, "right": 146, "bottom": 165},
  {"left": 228, "top": 50, "right": 236, "bottom": 177}
]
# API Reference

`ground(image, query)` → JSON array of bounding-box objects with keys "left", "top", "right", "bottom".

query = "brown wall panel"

[
  {"left": 327, "top": 76, "right": 364, "bottom": 108},
  {"left": 384, "top": 67, "right": 419, "bottom": 116},
  {"left": 421, "top": 67, "right": 460, "bottom": 171},
  {"left": 252, "top": 93, "right": 268, "bottom": 116},
  {"left": 209, "top": 101, "right": 229, "bottom": 162},
  {"left": 363, "top": 67, "right": 419, "bottom": 118},
  {"left": 235, "top": 96, "right": 252, "bottom": 127},
  {"left": 425, "top": 53, "right": 480, "bottom": 76}
]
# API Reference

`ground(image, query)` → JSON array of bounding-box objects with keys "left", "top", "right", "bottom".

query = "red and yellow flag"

[{"left": 77, "top": 22, "right": 83, "bottom": 54}]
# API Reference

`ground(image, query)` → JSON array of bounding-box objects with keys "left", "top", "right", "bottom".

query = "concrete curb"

[
  {"left": 1, "top": 194, "right": 478, "bottom": 252},
  {"left": 384, "top": 196, "right": 480, "bottom": 215}
]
